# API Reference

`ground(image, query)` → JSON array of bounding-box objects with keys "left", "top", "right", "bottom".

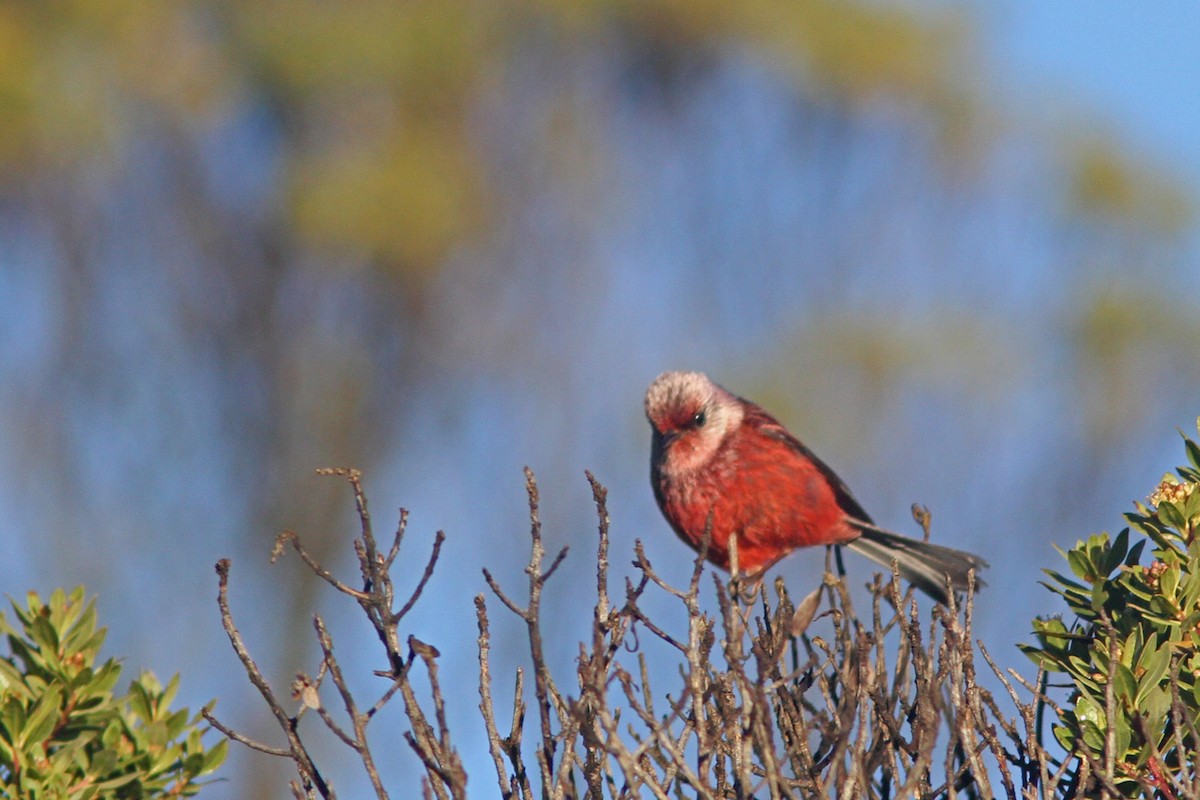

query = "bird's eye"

[{"left": 692, "top": 410, "right": 707, "bottom": 428}]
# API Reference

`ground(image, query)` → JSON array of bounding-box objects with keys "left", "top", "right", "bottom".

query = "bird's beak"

[{"left": 651, "top": 429, "right": 677, "bottom": 466}]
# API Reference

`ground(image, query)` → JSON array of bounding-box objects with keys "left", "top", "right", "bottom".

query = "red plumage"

[{"left": 645, "top": 371, "right": 986, "bottom": 603}]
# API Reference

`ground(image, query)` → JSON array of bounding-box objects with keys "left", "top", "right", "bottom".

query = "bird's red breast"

[{"left": 652, "top": 400, "right": 861, "bottom": 573}]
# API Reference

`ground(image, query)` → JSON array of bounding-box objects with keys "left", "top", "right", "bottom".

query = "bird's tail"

[{"left": 844, "top": 521, "right": 987, "bottom": 605}]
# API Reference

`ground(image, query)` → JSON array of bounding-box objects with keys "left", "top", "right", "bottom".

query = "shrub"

[
  {"left": 1024, "top": 421, "right": 1200, "bottom": 796},
  {"left": 0, "top": 588, "right": 226, "bottom": 798}
]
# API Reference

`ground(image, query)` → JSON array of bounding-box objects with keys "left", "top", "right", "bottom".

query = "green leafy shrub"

[
  {"left": 1024, "top": 421, "right": 1200, "bottom": 794},
  {"left": 0, "top": 587, "right": 225, "bottom": 797}
]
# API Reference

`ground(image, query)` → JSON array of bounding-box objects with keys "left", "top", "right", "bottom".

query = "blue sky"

[{"left": 984, "top": 3, "right": 1200, "bottom": 183}]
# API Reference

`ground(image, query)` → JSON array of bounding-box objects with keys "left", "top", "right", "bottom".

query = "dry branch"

[{"left": 210, "top": 467, "right": 1180, "bottom": 798}]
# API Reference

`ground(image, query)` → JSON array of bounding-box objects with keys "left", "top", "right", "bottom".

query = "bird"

[{"left": 644, "top": 370, "right": 987, "bottom": 604}]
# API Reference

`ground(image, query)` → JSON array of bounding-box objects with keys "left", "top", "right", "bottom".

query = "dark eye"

[{"left": 692, "top": 410, "right": 707, "bottom": 428}]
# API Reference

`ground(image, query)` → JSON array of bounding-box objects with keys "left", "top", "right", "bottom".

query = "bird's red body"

[
  {"left": 645, "top": 371, "right": 986, "bottom": 602},
  {"left": 654, "top": 402, "right": 860, "bottom": 572}
]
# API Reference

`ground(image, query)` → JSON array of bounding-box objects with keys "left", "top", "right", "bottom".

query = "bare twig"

[
  {"left": 201, "top": 707, "right": 291, "bottom": 757},
  {"left": 218, "top": 469, "right": 1123, "bottom": 800},
  {"left": 213, "top": 559, "right": 332, "bottom": 798}
]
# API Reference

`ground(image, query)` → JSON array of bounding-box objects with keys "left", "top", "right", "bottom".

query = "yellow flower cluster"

[{"left": 1148, "top": 476, "right": 1197, "bottom": 508}]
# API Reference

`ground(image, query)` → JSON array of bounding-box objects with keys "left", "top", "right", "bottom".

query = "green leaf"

[
  {"left": 0, "top": 658, "right": 28, "bottom": 698},
  {"left": 160, "top": 672, "right": 180, "bottom": 709},
  {"left": 1067, "top": 548, "right": 1094, "bottom": 582},
  {"left": 1140, "top": 687, "right": 1172, "bottom": 734},
  {"left": 1034, "top": 616, "right": 1069, "bottom": 636},
  {"left": 1042, "top": 570, "right": 1088, "bottom": 593},
  {"left": 87, "top": 660, "right": 122, "bottom": 696},
  {"left": 1068, "top": 658, "right": 1104, "bottom": 694},
  {"left": 1112, "top": 710, "right": 1132, "bottom": 757},
  {"left": 165, "top": 707, "right": 190, "bottom": 739},
  {"left": 200, "top": 738, "right": 228, "bottom": 775},
  {"left": 47, "top": 589, "right": 68, "bottom": 626},
  {"left": 1134, "top": 517, "right": 1180, "bottom": 552},
  {"left": 60, "top": 603, "right": 98, "bottom": 655},
  {"left": 89, "top": 772, "right": 140, "bottom": 792},
  {"left": 183, "top": 749, "right": 207, "bottom": 776},
  {"left": 19, "top": 685, "right": 62, "bottom": 747},
  {"left": 1018, "top": 643, "right": 1062, "bottom": 670},
  {"left": 1182, "top": 498, "right": 1200, "bottom": 536},
  {"left": 1114, "top": 662, "right": 1137, "bottom": 701},
  {"left": 1053, "top": 722, "right": 1076, "bottom": 751},
  {"left": 1120, "top": 629, "right": 1139, "bottom": 667},
  {"left": 1124, "top": 580, "right": 1155, "bottom": 602},
  {"left": 1158, "top": 501, "right": 1188, "bottom": 532},
  {"left": 0, "top": 611, "right": 16, "bottom": 640},
  {"left": 3, "top": 694, "right": 28, "bottom": 737},
  {"left": 1181, "top": 568, "right": 1200, "bottom": 613},
  {"left": 1081, "top": 720, "right": 1105, "bottom": 753},
  {"left": 128, "top": 680, "right": 153, "bottom": 723},
  {"left": 1125, "top": 538, "right": 1146, "bottom": 567},
  {"left": 1183, "top": 430, "right": 1200, "bottom": 471},
  {"left": 144, "top": 719, "right": 170, "bottom": 750},
  {"left": 1135, "top": 640, "right": 1168, "bottom": 701},
  {"left": 91, "top": 747, "right": 119, "bottom": 776},
  {"left": 1105, "top": 528, "right": 1130, "bottom": 574},
  {"left": 29, "top": 615, "right": 60, "bottom": 658},
  {"left": 22, "top": 590, "right": 43, "bottom": 620}
]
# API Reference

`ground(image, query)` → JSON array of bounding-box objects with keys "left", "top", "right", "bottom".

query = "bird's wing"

[{"left": 741, "top": 401, "right": 875, "bottom": 525}]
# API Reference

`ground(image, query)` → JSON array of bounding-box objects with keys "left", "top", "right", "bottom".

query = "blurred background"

[{"left": 2, "top": 1, "right": 1199, "bottom": 796}]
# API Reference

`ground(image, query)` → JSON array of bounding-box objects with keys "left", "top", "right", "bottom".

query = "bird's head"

[{"left": 644, "top": 371, "right": 743, "bottom": 475}]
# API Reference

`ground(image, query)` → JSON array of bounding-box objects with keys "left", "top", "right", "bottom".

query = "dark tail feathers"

[{"left": 844, "top": 521, "right": 987, "bottom": 605}]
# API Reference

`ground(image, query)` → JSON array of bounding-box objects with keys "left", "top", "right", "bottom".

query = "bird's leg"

[{"left": 829, "top": 544, "right": 847, "bottom": 580}]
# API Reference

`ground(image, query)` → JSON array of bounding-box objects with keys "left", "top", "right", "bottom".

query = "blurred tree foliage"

[
  {"left": 1065, "top": 135, "right": 1192, "bottom": 233},
  {"left": 0, "top": 0, "right": 980, "bottom": 272}
]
